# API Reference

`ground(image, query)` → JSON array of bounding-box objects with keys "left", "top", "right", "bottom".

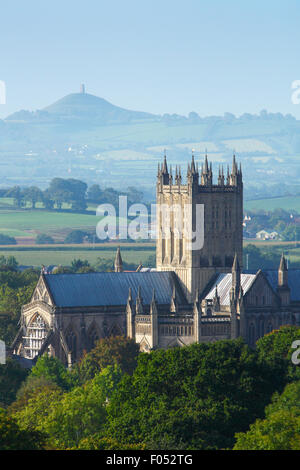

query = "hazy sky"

[{"left": 1, "top": 0, "right": 300, "bottom": 118}]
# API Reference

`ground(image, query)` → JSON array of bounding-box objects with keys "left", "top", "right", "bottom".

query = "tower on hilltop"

[{"left": 156, "top": 153, "right": 243, "bottom": 302}]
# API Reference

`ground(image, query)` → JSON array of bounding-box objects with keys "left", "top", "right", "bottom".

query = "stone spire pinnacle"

[
  {"left": 200, "top": 154, "right": 212, "bottom": 185},
  {"left": 114, "top": 246, "right": 123, "bottom": 272},
  {"left": 127, "top": 287, "right": 132, "bottom": 302},
  {"left": 170, "top": 282, "right": 178, "bottom": 313},
  {"left": 161, "top": 152, "right": 170, "bottom": 185},
  {"left": 232, "top": 153, "right": 238, "bottom": 175},
  {"left": 175, "top": 165, "right": 182, "bottom": 185},
  {"left": 279, "top": 252, "right": 287, "bottom": 272},
  {"left": 227, "top": 165, "right": 230, "bottom": 185},
  {"left": 277, "top": 253, "right": 290, "bottom": 305},
  {"left": 191, "top": 153, "right": 196, "bottom": 174},
  {"left": 136, "top": 286, "right": 144, "bottom": 314},
  {"left": 188, "top": 153, "right": 199, "bottom": 186},
  {"left": 204, "top": 154, "right": 209, "bottom": 174},
  {"left": 232, "top": 253, "right": 241, "bottom": 298},
  {"left": 278, "top": 253, "right": 288, "bottom": 288},
  {"left": 218, "top": 165, "right": 224, "bottom": 185},
  {"left": 213, "top": 284, "right": 220, "bottom": 311},
  {"left": 162, "top": 151, "right": 168, "bottom": 174},
  {"left": 150, "top": 288, "right": 158, "bottom": 315},
  {"left": 193, "top": 287, "right": 200, "bottom": 313}
]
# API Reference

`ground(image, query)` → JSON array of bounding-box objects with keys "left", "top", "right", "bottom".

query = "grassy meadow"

[
  {"left": 0, "top": 198, "right": 127, "bottom": 242},
  {"left": 0, "top": 244, "right": 155, "bottom": 267},
  {"left": 244, "top": 196, "right": 300, "bottom": 212}
]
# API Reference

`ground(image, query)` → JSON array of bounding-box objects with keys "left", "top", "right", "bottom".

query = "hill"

[
  {"left": 6, "top": 92, "right": 156, "bottom": 124},
  {"left": 1, "top": 91, "right": 300, "bottom": 197}
]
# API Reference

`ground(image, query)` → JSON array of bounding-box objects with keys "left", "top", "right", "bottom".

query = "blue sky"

[{"left": 0, "top": 0, "right": 300, "bottom": 118}]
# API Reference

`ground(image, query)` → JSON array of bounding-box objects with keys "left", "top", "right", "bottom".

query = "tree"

[
  {"left": 35, "top": 233, "right": 55, "bottom": 244},
  {"left": 22, "top": 186, "right": 43, "bottom": 208},
  {"left": 43, "top": 366, "right": 121, "bottom": 449},
  {"left": 11, "top": 385, "right": 63, "bottom": 441},
  {"left": 42, "top": 189, "right": 55, "bottom": 210},
  {"left": 0, "top": 255, "right": 18, "bottom": 269},
  {"left": 87, "top": 184, "right": 102, "bottom": 203},
  {"left": 256, "top": 326, "right": 300, "bottom": 389},
  {"left": 234, "top": 381, "right": 300, "bottom": 450},
  {"left": 29, "top": 356, "right": 72, "bottom": 391},
  {"left": 11, "top": 366, "right": 122, "bottom": 450},
  {"left": 93, "top": 257, "right": 114, "bottom": 272},
  {"left": 0, "top": 408, "right": 45, "bottom": 450},
  {"left": 70, "top": 259, "right": 90, "bottom": 272},
  {"left": 0, "top": 358, "right": 28, "bottom": 407},
  {"left": 77, "top": 435, "right": 145, "bottom": 450},
  {"left": 5, "top": 186, "right": 24, "bottom": 208},
  {"left": 72, "top": 336, "right": 139, "bottom": 385},
  {"left": 104, "top": 339, "right": 278, "bottom": 449},
  {"left": 5, "top": 255, "right": 18, "bottom": 268},
  {"left": 48, "top": 178, "right": 87, "bottom": 210},
  {"left": 126, "top": 186, "right": 143, "bottom": 204},
  {"left": 78, "top": 265, "right": 95, "bottom": 273},
  {"left": 64, "top": 230, "right": 88, "bottom": 244},
  {"left": 281, "top": 225, "right": 300, "bottom": 242},
  {"left": 0, "top": 278, "right": 37, "bottom": 344},
  {"left": 8, "top": 375, "right": 59, "bottom": 414},
  {"left": 0, "top": 234, "right": 17, "bottom": 245}
]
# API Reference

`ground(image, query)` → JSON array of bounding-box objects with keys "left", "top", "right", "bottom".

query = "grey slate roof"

[
  {"left": 205, "top": 269, "right": 300, "bottom": 305},
  {"left": 44, "top": 271, "right": 185, "bottom": 308},
  {"left": 264, "top": 269, "right": 300, "bottom": 302},
  {"left": 205, "top": 273, "right": 256, "bottom": 306}
]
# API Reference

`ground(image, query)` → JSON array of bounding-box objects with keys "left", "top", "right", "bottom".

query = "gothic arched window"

[{"left": 23, "top": 313, "right": 48, "bottom": 359}]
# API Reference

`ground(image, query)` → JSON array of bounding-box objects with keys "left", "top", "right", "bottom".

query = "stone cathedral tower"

[{"left": 156, "top": 153, "right": 243, "bottom": 302}]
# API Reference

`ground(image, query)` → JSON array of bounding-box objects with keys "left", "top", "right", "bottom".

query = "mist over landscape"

[{"left": 1, "top": 89, "right": 300, "bottom": 200}]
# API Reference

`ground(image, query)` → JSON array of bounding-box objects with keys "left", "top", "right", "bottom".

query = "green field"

[
  {"left": 0, "top": 207, "right": 125, "bottom": 241},
  {"left": 244, "top": 196, "right": 300, "bottom": 212},
  {"left": 0, "top": 245, "right": 155, "bottom": 267},
  {"left": 1, "top": 239, "right": 300, "bottom": 268}
]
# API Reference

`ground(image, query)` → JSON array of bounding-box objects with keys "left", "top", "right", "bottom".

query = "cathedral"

[{"left": 12, "top": 155, "right": 300, "bottom": 366}]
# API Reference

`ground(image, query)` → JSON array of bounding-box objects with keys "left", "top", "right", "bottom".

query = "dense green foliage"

[
  {"left": 2, "top": 328, "right": 300, "bottom": 450},
  {"left": 11, "top": 365, "right": 122, "bottom": 449},
  {"left": 103, "top": 339, "right": 277, "bottom": 450},
  {"left": 30, "top": 356, "right": 73, "bottom": 391},
  {"left": 3, "top": 178, "right": 144, "bottom": 214},
  {"left": 234, "top": 380, "right": 300, "bottom": 450},
  {"left": 72, "top": 336, "right": 140, "bottom": 385},
  {"left": 0, "top": 359, "right": 28, "bottom": 408},
  {"left": 0, "top": 408, "right": 45, "bottom": 450},
  {"left": 256, "top": 326, "right": 300, "bottom": 386},
  {"left": 35, "top": 233, "right": 55, "bottom": 244},
  {"left": 0, "top": 266, "right": 39, "bottom": 344},
  {"left": 0, "top": 234, "right": 17, "bottom": 245}
]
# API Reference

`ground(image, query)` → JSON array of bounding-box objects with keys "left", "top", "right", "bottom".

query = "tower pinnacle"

[{"left": 114, "top": 246, "right": 123, "bottom": 272}]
